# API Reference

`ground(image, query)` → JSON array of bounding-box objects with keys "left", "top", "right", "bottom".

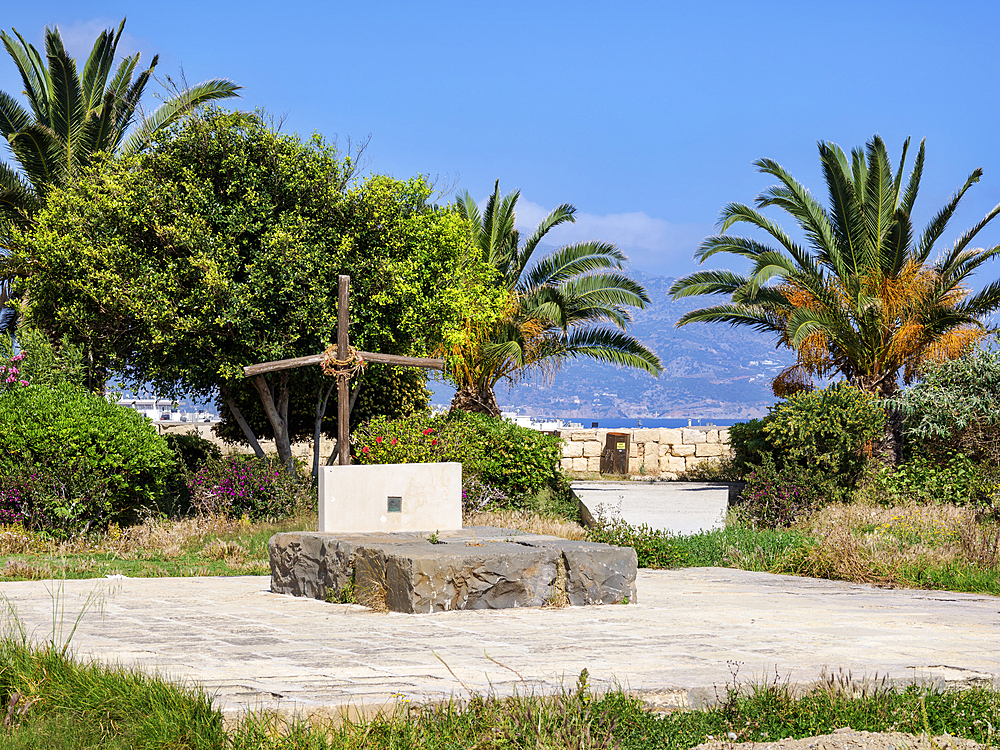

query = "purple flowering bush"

[
  {"left": 0, "top": 351, "right": 29, "bottom": 395},
  {"left": 0, "top": 474, "right": 29, "bottom": 526},
  {"left": 188, "top": 456, "right": 310, "bottom": 520},
  {"left": 734, "top": 454, "right": 818, "bottom": 529}
]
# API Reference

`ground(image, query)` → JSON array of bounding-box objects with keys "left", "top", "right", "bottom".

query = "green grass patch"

[
  {"left": 588, "top": 514, "right": 813, "bottom": 571},
  {"left": 602, "top": 678, "right": 1000, "bottom": 749},
  {"left": 0, "top": 618, "right": 225, "bottom": 749}
]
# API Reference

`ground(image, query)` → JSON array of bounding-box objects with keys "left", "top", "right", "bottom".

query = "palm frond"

[
  {"left": 937, "top": 202, "right": 1000, "bottom": 274},
  {"left": 105, "top": 52, "right": 140, "bottom": 104},
  {"left": 8, "top": 123, "right": 63, "bottom": 194},
  {"left": 118, "top": 77, "right": 241, "bottom": 156},
  {"left": 556, "top": 271, "right": 651, "bottom": 308},
  {"left": 715, "top": 202, "right": 820, "bottom": 276},
  {"left": 519, "top": 241, "right": 626, "bottom": 290},
  {"left": 891, "top": 136, "right": 911, "bottom": 201},
  {"left": 0, "top": 90, "right": 30, "bottom": 136},
  {"left": 861, "top": 135, "right": 897, "bottom": 272},
  {"left": 80, "top": 19, "right": 123, "bottom": 111},
  {"left": 754, "top": 156, "right": 837, "bottom": 258},
  {"left": 900, "top": 139, "right": 925, "bottom": 216},
  {"left": 676, "top": 303, "right": 786, "bottom": 335},
  {"left": 819, "top": 140, "right": 865, "bottom": 279},
  {"left": 696, "top": 234, "right": 779, "bottom": 263},
  {"left": 0, "top": 160, "right": 39, "bottom": 221},
  {"left": 915, "top": 168, "right": 982, "bottom": 263},
  {"left": 560, "top": 327, "right": 661, "bottom": 375},
  {"left": 517, "top": 202, "right": 576, "bottom": 279},
  {"left": 1, "top": 29, "right": 50, "bottom": 124},
  {"left": 46, "top": 30, "right": 85, "bottom": 174},
  {"left": 669, "top": 269, "right": 751, "bottom": 298}
]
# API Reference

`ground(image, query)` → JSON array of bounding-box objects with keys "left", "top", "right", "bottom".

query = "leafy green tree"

[
  {"left": 19, "top": 110, "right": 500, "bottom": 476},
  {"left": 446, "top": 180, "right": 661, "bottom": 415},
  {"left": 670, "top": 136, "right": 1000, "bottom": 461},
  {"left": 0, "top": 18, "right": 239, "bottom": 341}
]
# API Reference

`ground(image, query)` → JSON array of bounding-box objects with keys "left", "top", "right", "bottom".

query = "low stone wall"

[
  {"left": 558, "top": 427, "right": 731, "bottom": 479},
  {"left": 163, "top": 422, "right": 731, "bottom": 481}
]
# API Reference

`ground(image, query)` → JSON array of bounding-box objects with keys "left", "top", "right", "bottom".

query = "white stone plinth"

[{"left": 318, "top": 463, "right": 462, "bottom": 533}]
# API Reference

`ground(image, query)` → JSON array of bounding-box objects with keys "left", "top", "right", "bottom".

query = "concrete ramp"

[{"left": 573, "top": 481, "right": 729, "bottom": 536}]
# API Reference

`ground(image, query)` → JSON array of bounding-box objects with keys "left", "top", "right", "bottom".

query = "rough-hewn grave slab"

[{"left": 269, "top": 527, "right": 637, "bottom": 613}]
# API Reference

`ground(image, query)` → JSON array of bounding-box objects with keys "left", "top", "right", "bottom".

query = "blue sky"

[{"left": 4, "top": 1, "right": 1000, "bottom": 281}]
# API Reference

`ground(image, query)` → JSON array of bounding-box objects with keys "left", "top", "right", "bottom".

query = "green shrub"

[
  {"left": 890, "top": 342, "right": 1000, "bottom": 465},
  {"left": 862, "top": 452, "right": 991, "bottom": 506},
  {"left": 354, "top": 411, "right": 568, "bottom": 511},
  {"left": 165, "top": 432, "right": 223, "bottom": 473},
  {"left": 765, "top": 383, "right": 885, "bottom": 482},
  {"left": 587, "top": 515, "right": 691, "bottom": 568},
  {"left": 0, "top": 383, "right": 174, "bottom": 535},
  {"left": 725, "top": 383, "right": 885, "bottom": 503},
  {"left": 728, "top": 418, "right": 771, "bottom": 473},
  {"left": 0, "top": 327, "right": 86, "bottom": 390},
  {"left": 188, "top": 455, "right": 311, "bottom": 520},
  {"left": 156, "top": 433, "right": 224, "bottom": 518}
]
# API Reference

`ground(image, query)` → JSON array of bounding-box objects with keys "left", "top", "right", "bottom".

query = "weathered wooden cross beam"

[{"left": 243, "top": 275, "right": 444, "bottom": 466}]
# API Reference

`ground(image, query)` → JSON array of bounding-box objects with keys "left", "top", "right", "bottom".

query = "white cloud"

[{"left": 482, "top": 196, "right": 711, "bottom": 275}]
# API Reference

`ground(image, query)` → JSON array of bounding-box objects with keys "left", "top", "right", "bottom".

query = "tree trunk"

[
  {"left": 449, "top": 385, "right": 501, "bottom": 417},
  {"left": 851, "top": 372, "right": 902, "bottom": 467},
  {"left": 312, "top": 380, "right": 336, "bottom": 484},
  {"left": 219, "top": 383, "right": 266, "bottom": 459},
  {"left": 251, "top": 372, "right": 295, "bottom": 473}
]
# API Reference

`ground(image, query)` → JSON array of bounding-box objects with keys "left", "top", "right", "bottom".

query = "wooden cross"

[{"left": 243, "top": 275, "right": 444, "bottom": 465}]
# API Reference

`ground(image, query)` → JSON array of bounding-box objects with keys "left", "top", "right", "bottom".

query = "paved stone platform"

[
  {"left": 269, "top": 527, "right": 637, "bottom": 612},
  {"left": 1, "top": 569, "right": 997, "bottom": 717},
  {"left": 573, "top": 481, "right": 730, "bottom": 535}
]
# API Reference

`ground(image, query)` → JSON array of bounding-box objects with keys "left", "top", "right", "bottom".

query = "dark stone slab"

[{"left": 268, "top": 527, "right": 637, "bottom": 613}]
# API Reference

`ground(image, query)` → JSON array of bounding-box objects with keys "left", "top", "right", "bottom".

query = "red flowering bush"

[{"left": 353, "top": 411, "right": 568, "bottom": 511}]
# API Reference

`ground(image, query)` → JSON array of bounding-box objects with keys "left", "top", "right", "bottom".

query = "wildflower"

[
  {"left": 362, "top": 446, "right": 370, "bottom": 454},
  {"left": 422, "top": 428, "right": 434, "bottom": 435},
  {"left": 391, "top": 438, "right": 397, "bottom": 446},
  {"left": 376, "top": 436, "right": 383, "bottom": 444},
  {"left": 431, "top": 439, "right": 437, "bottom": 446}
]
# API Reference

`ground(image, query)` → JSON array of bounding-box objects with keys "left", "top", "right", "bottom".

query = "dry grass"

[
  {"left": 200, "top": 538, "right": 248, "bottom": 562},
  {"left": 784, "top": 500, "right": 999, "bottom": 585},
  {"left": 465, "top": 509, "right": 588, "bottom": 540},
  {"left": 0, "top": 511, "right": 313, "bottom": 581},
  {"left": 1, "top": 559, "right": 56, "bottom": 580}
]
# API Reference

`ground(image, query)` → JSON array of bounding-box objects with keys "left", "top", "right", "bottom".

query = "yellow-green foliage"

[{"left": 764, "top": 383, "right": 886, "bottom": 490}]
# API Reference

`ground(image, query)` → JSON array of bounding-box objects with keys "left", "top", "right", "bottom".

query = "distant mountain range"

[{"left": 482, "top": 271, "right": 796, "bottom": 419}]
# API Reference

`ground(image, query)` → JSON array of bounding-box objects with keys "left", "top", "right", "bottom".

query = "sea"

[{"left": 572, "top": 417, "right": 740, "bottom": 429}]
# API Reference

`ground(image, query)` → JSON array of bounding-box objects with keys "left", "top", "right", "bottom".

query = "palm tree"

[
  {"left": 446, "top": 181, "right": 661, "bottom": 415},
  {"left": 669, "top": 135, "right": 1000, "bottom": 460},
  {"left": 0, "top": 18, "right": 239, "bottom": 332}
]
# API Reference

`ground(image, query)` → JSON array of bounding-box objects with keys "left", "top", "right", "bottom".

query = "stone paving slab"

[
  {"left": 573, "top": 481, "right": 729, "bottom": 535},
  {"left": 1, "top": 569, "right": 998, "bottom": 717}
]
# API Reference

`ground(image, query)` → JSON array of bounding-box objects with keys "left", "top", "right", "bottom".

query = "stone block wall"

[{"left": 558, "top": 426, "right": 731, "bottom": 479}]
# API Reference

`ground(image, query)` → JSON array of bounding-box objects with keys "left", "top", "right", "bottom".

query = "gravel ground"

[{"left": 692, "top": 728, "right": 988, "bottom": 750}]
